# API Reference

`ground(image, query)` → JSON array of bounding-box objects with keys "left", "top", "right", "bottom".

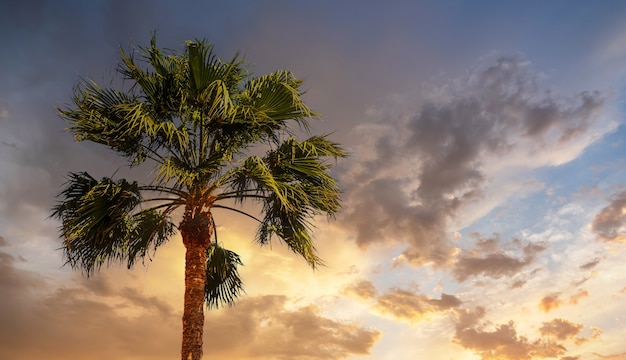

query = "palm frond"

[
  {"left": 205, "top": 243, "right": 244, "bottom": 309},
  {"left": 219, "top": 136, "right": 346, "bottom": 267},
  {"left": 257, "top": 194, "right": 323, "bottom": 267},
  {"left": 185, "top": 39, "right": 250, "bottom": 128},
  {"left": 224, "top": 156, "right": 292, "bottom": 208},
  {"left": 119, "top": 36, "right": 183, "bottom": 116},
  {"left": 156, "top": 154, "right": 227, "bottom": 188},
  {"left": 268, "top": 136, "right": 344, "bottom": 184},
  {"left": 51, "top": 172, "right": 176, "bottom": 275},
  {"left": 59, "top": 81, "right": 146, "bottom": 163},
  {"left": 237, "top": 70, "right": 318, "bottom": 128}
]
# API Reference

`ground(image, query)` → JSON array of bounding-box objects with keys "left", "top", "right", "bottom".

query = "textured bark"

[{"left": 180, "top": 211, "right": 212, "bottom": 360}]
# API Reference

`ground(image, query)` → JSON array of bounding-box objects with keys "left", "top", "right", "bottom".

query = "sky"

[{"left": 1, "top": 1, "right": 626, "bottom": 359}]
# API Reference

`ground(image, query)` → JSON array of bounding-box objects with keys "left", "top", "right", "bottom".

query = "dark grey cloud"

[
  {"left": 452, "top": 234, "right": 547, "bottom": 282},
  {"left": 590, "top": 190, "right": 626, "bottom": 242},
  {"left": 340, "top": 57, "right": 604, "bottom": 267},
  {"left": 342, "top": 177, "right": 457, "bottom": 267},
  {"left": 0, "top": 245, "right": 45, "bottom": 293}
]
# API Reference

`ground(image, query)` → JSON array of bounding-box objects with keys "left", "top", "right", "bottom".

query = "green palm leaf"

[
  {"left": 221, "top": 135, "right": 345, "bottom": 267},
  {"left": 205, "top": 243, "right": 244, "bottom": 309},
  {"left": 52, "top": 172, "right": 176, "bottom": 275}
]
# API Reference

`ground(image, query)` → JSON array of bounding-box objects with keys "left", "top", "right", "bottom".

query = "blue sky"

[{"left": 2, "top": 1, "right": 626, "bottom": 359}]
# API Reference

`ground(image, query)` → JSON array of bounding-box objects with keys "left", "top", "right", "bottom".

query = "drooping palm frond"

[
  {"left": 205, "top": 243, "right": 244, "bottom": 309},
  {"left": 51, "top": 172, "right": 178, "bottom": 275},
  {"left": 257, "top": 193, "right": 322, "bottom": 267},
  {"left": 219, "top": 135, "right": 346, "bottom": 267}
]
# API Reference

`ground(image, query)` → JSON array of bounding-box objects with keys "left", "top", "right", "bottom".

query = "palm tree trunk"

[{"left": 180, "top": 211, "right": 212, "bottom": 360}]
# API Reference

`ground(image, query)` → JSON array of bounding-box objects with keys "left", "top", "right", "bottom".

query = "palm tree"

[{"left": 51, "top": 36, "right": 345, "bottom": 360}]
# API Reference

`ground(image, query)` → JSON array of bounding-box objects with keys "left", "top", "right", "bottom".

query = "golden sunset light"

[{"left": 1, "top": 1, "right": 626, "bottom": 359}]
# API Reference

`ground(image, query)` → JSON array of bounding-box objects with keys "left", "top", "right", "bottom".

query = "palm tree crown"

[{"left": 52, "top": 36, "right": 345, "bottom": 360}]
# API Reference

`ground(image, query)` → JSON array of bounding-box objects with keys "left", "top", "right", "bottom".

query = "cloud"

[
  {"left": 580, "top": 258, "right": 601, "bottom": 270},
  {"left": 451, "top": 234, "right": 547, "bottom": 282},
  {"left": 373, "top": 288, "right": 461, "bottom": 323},
  {"left": 340, "top": 280, "right": 462, "bottom": 323},
  {"left": 592, "top": 352, "right": 626, "bottom": 360},
  {"left": 342, "top": 278, "right": 378, "bottom": 300},
  {"left": 589, "top": 326, "right": 603, "bottom": 340},
  {"left": 590, "top": 191, "right": 626, "bottom": 242},
  {"left": 0, "top": 247, "right": 45, "bottom": 294},
  {"left": 454, "top": 308, "right": 536, "bottom": 360},
  {"left": 539, "top": 318, "right": 584, "bottom": 341},
  {"left": 569, "top": 289, "right": 588, "bottom": 305},
  {"left": 539, "top": 288, "right": 589, "bottom": 313},
  {"left": 453, "top": 308, "right": 591, "bottom": 360},
  {"left": 539, "top": 293, "right": 563, "bottom": 313},
  {"left": 507, "top": 267, "right": 542, "bottom": 290},
  {"left": 340, "top": 57, "right": 605, "bottom": 267},
  {"left": 203, "top": 295, "right": 381, "bottom": 359}
]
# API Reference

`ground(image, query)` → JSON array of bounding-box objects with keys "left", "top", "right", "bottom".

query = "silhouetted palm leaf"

[{"left": 205, "top": 243, "right": 244, "bottom": 309}]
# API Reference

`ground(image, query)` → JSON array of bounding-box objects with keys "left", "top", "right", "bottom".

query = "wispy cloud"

[
  {"left": 591, "top": 191, "right": 626, "bottom": 242},
  {"left": 451, "top": 233, "right": 547, "bottom": 282},
  {"left": 373, "top": 288, "right": 461, "bottom": 323},
  {"left": 341, "top": 279, "right": 461, "bottom": 323}
]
